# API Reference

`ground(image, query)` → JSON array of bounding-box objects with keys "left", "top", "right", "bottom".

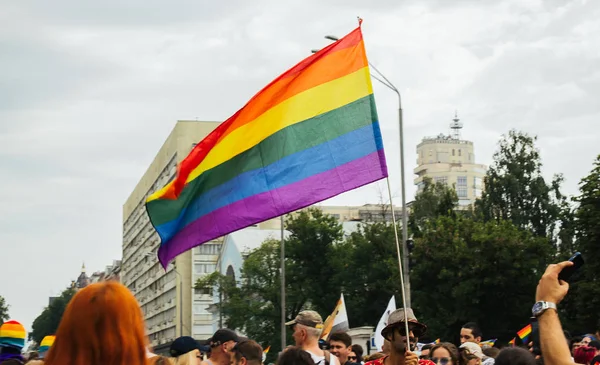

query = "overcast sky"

[{"left": 1, "top": 0, "right": 598, "bottom": 332}]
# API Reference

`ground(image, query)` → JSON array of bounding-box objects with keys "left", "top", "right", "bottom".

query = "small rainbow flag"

[
  {"left": 262, "top": 346, "right": 271, "bottom": 362},
  {"left": 39, "top": 335, "right": 55, "bottom": 356},
  {"left": 480, "top": 339, "right": 497, "bottom": 347},
  {"left": 146, "top": 24, "right": 388, "bottom": 267},
  {"left": 0, "top": 320, "right": 26, "bottom": 349},
  {"left": 508, "top": 338, "right": 516, "bottom": 346},
  {"left": 517, "top": 324, "right": 532, "bottom": 343}
]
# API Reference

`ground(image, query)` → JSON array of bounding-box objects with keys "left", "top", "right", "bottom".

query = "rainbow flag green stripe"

[
  {"left": 146, "top": 94, "right": 377, "bottom": 229},
  {"left": 145, "top": 26, "right": 388, "bottom": 267}
]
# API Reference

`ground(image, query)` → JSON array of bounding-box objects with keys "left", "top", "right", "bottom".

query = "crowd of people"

[{"left": 0, "top": 260, "right": 593, "bottom": 365}]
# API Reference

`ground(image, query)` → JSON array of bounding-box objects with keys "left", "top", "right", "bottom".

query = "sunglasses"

[
  {"left": 431, "top": 357, "right": 452, "bottom": 365},
  {"left": 348, "top": 356, "right": 358, "bottom": 361}
]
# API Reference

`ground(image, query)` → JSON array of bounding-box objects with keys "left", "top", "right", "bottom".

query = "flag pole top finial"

[{"left": 357, "top": 17, "right": 363, "bottom": 26}]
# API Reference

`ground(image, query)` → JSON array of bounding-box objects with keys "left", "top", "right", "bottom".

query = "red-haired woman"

[{"left": 44, "top": 281, "right": 149, "bottom": 365}]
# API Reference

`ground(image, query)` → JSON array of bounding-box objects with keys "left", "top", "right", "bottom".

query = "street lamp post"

[
  {"left": 172, "top": 265, "right": 184, "bottom": 337},
  {"left": 317, "top": 36, "right": 411, "bottom": 307}
]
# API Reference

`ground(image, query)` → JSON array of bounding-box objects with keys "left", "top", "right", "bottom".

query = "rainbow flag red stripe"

[
  {"left": 517, "top": 324, "right": 532, "bottom": 342},
  {"left": 146, "top": 25, "right": 387, "bottom": 267}
]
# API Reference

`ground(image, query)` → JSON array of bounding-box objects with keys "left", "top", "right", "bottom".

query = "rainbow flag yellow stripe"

[
  {"left": 0, "top": 320, "right": 26, "bottom": 349},
  {"left": 39, "top": 335, "right": 55, "bottom": 353},
  {"left": 146, "top": 25, "right": 387, "bottom": 267},
  {"left": 517, "top": 324, "right": 532, "bottom": 342}
]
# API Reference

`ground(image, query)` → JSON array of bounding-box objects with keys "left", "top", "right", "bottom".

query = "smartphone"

[
  {"left": 558, "top": 252, "right": 585, "bottom": 282},
  {"left": 530, "top": 317, "right": 541, "bottom": 356}
]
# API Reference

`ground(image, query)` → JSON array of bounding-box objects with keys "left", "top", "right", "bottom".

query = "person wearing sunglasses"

[
  {"left": 347, "top": 350, "right": 360, "bottom": 365},
  {"left": 364, "top": 308, "right": 435, "bottom": 365},
  {"left": 427, "top": 343, "right": 459, "bottom": 365}
]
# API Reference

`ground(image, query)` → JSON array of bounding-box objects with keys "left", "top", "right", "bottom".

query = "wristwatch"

[{"left": 532, "top": 301, "right": 557, "bottom": 317}]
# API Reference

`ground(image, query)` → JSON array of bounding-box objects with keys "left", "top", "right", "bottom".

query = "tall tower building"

[
  {"left": 122, "top": 120, "right": 221, "bottom": 351},
  {"left": 413, "top": 113, "right": 487, "bottom": 207}
]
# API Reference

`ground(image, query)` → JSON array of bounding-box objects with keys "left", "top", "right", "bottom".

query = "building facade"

[
  {"left": 122, "top": 120, "right": 220, "bottom": 348},
  {"left": 414, "top": 114, "right": 486, "bottom": 207},
  {"left": 89, "top": 260, "right": 122, "bottom": 283}
]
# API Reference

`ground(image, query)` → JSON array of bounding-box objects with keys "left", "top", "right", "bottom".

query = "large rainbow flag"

[{"left": 146, "top": 25, "right": 388, "bottom": 267}]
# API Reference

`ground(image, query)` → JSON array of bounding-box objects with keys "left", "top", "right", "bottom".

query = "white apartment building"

[
  {"left": 414, "top": 114, "right": 487, "bottom": 207},
  {"left": 122, "top": 120, "right": 221, "bottom": 350}
]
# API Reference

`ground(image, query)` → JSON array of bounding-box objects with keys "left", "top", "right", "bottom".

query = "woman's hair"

[
  {"left": 574, "top": 346, "right": 596, "bottom": 365},
  {"left": 277, "top": 347, "right": 315, "bottom": 365},
  {"left": 44, "top": 281, "right": 148, "bottom": 365},
  {"left": 175, "top": 350, "right": 200, "bottom": 365},
  {"left": 495, "top": 347, "right": 536, "bottom": 365},
  {"left": 430, "top": 342, "right": 459, "bottom": 365},
  {"left": 149, "top": 356, "right": 175, "bottom": 365}
]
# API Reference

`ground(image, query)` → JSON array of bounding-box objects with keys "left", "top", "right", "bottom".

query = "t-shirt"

[
  {"left": 306, "top": 350, "right": 341, "bottom": 365},
  {"left": 591, "top": 355, "right": 600, "bottom": 365}
]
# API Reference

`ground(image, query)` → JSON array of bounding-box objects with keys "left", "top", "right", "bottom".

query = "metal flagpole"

[
  {"left": 386, "top": 177, "right": 411, "bottom": 345},
  {"left": 280, "top": 215, "right": 286, "bottom": 350},
  {"left": 321, "top": 35, "right": 412, "bottom": 307}
]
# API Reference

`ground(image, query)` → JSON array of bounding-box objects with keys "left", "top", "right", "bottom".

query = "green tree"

[
  {"left": 196, "top": 239, "right": 300, "bottom": 364},
  {"left": 195, "top": 209, "right": 343, "bottom": 363},
  {"left": 284, "top": 208, "right": 344, "bottom": 316},
  {"left": 334, "top": 222, "right": 401, "bottom": 327},
  {"left": 409, "top": 177, "right": 458, "bottom": 237},
  {"left": 560, "top": 155, "right": 600, "bottom": 333},
  {"left": 475, "top": 130, "right": 567, "bottom": 243},
  {"left": 30, "top": 287, "right": 76, "bottom": 344},
  {"left": 0, "top": 296, "right": 9, "bottom": 324},
  {"left": 410, "top": 215, "right": 552, "bottom": 342}
]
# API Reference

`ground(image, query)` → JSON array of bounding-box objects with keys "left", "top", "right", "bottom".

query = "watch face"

[{"left": 532, "top": 302, "right": 544, "bottom": 315}]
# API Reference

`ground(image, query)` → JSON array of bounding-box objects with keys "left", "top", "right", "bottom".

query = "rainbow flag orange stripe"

[
  {"left": 517, "top": 324, "right": 532, "bottom": 342},
  {"left": 146, "top": 25, "right": 387, "bottom": 267}
]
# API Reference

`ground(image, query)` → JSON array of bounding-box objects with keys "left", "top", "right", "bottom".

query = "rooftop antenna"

[{"left": 450, "top": 110, "right": 463, "bottom": 140}]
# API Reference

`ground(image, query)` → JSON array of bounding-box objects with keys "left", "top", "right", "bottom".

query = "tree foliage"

[
  {"left": 0, "top": 296, "right": 9, "bottom": 324},
  {"left": 409, "top": 177, "right": 458, "bottom": 237},
  {"left": 334, "top": 222, "right": 401, "bottom": 327},
  {"left": 560, "top": 155, "right": 600, "bottom": 333},
  {"left": 411, "top": 216, "right": 553, "bottom": 342},
  {"left": 475, "top": 130, "right": 568, "bottom": 243},
  {"left": 196, "top": 209, "right": 343, "bottom": 363},
  {"left": 30, "top": 287, "right": 76, "bottom": 344}
]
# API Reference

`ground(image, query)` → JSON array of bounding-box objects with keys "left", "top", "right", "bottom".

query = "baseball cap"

[
  {"left": 170, "top": 336, "right": 202, "bottom": 357},
  {"left": 285, "top": 310, "right": 324, "bottom": 329},
  {"left": 381, "top": 308, "right": 427, "bottom": 339},
  {"left": 460, "top": 342, "right": 484, "bottom": 359},
  {"left": 209, "top": 329, "right": 240, "bottom": 346}
]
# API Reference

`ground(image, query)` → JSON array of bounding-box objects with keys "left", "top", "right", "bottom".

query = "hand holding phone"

[{"left": 558, "top": 252, "right": 584, "bottom": 282}]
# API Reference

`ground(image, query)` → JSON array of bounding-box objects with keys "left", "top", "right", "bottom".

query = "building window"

[
  {"left": 457, "top": 188, "right": 468, "bottom": 198},
  {"left": 429, "top": 149, "right": 433, "bottom": 156},
  {"left": 458, "top": 149, "right": 462, "bottom": 156},
  {"left": 196, "top": 244, "right": 220, "bottom": 255},
  {"left": 457, "top": 176, "right": 467, "bottom": 187},
  {"left": 194, "top": 264, "right": 216, "bottom": 274},
  {"left": 452, "top": 149, "right": 455, "bottom": 156},
  {"left": 194, "top": 287, "right": 211, "bottom": 295},
  {"left": 434, "top": 176, "right": 448, "bottom": 185}
]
